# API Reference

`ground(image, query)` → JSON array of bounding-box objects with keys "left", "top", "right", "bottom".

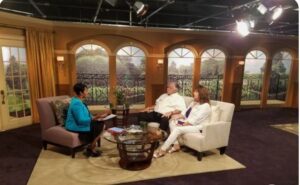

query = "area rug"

[
  {"left": 271, "top": 123, "right": 298, "bottom": 135},
  {"left": 28, "top": 140, "right": 245, "bottom": 185}
]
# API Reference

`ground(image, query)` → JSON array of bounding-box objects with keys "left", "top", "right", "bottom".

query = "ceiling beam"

[
  {"left": 280, "top": 28, "right": 298, "bottom": 33},
  {"left": 3, "top": 0, "right": 229, "bottom": 11},
  {"left": 3, "top": 0, "right": 229, "bottom": 19},
  {"left": 268, "top": 23, "right": 298, "bottom": 30},
  {"left": 93, "top": 0, "right": 104, "bottom": 22},
  {"left": 28, "top": 14, "right": 297, "bottom": 35},
  {"left": 0, "top": 7, "right": 33, "bottom": 16},
  {"left": 29, "top": 0, "right": 46, "bottom": 18},
  {"left": 181, "top": 0, "right": 260, "bottom": 27},
  {"left": 215, "top": 22, "right": 236, "bottom": 29},
  {"left": 139, "top": 0, "right": 175, "bottom": 24},
  {"left": 257, "top": 23, "right": 298, "bottom": 31},
  {"left": 146, "top": 0, "right": 229, "bottom": 8}
]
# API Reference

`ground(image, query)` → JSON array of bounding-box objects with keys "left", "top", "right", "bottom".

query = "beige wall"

[{"left": 0, "top": 11, "right": 298, "bottom": 108}]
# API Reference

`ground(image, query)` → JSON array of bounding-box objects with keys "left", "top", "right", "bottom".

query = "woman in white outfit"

[{"left": 154, "top": 85, "right": 211, "bottom": 158}]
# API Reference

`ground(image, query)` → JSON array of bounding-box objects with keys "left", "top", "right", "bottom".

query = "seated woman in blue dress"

[{"left": 65, "top": 83, "right": 110, "bottom": 157}]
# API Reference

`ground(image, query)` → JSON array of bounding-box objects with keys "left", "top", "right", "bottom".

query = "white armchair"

[{"left": 180, "top": 97, "right": 235, "bottom": 161}]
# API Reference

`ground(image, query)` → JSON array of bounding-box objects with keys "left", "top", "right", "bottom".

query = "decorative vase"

[{"left": 116, "top": 104, "right": 124, "bottom": 110}]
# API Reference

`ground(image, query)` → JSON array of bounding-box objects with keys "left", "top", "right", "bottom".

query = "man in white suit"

[{"left": 138, "top": 82, "right": 186, "bottom": 131}]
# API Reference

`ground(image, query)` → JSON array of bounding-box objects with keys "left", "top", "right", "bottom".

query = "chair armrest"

[{"left": 202, "top": 121, "right": 232, "bottom": 149}]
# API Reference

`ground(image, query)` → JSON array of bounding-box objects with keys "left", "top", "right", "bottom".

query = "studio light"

[
  {"left": 133, "top": 1, "right": 148, "bottom": 16},
  {"left": 272, "top": 6, "right": 283, "bottom": 20},
  {"left": 105, "top": 0, "right": 118, "bottom": 7},
  {"left": 257, "top": 3, "right": 267, "bottom": 15},
  {"left": 249, "top": 19, "right": 255, "bottom": 28},
  {"left": 236, "top": 20, "right": 250, "bottom": 37}
]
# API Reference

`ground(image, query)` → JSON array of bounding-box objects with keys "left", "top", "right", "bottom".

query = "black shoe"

[{"left": 85, "top": 148, "right": 102, "bottom": 157}]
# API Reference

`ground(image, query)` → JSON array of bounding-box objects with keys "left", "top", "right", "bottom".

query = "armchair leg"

[
  {"left": 219, "top": 147, "right": 227, "bottom": 155},
  {"left": 97, "top": 138, "right": 101, "bottom": 147},
  {"left": 71, "top": 149, "right": 75, "bottom": 158},
  {"left": 42, "top": 141, "right": 47, "bottom": 150},
  {"left": 197, "top": 152, "right": 203, "bottom": 161}
]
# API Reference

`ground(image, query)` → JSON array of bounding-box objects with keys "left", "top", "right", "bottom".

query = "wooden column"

[
  {"left": 193, "top": 57, "right": 200, "bottom": 91},
  {"left": 109, "top": 55, "right": 116, "bottom": 105},
  {"left": 261, "top": 56, "right": 273, "bottom": 108}
]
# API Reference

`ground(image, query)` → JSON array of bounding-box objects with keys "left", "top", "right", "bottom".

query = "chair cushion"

[
  {"left": 43, "top": 126, "right": 83, "bottom": 148},
  {"left": 180, "top": 133, "right": 205, "bottom": 152},
  {"left": 51, "top": 98, "right": 71, "bottom": 126},
  {"left": 210, "top": 105, "right": 221, "bottom": 123}
]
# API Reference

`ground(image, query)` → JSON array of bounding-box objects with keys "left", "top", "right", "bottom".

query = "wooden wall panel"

[{"left": 0, "top": 11, "right": 297, "bottom": 108}]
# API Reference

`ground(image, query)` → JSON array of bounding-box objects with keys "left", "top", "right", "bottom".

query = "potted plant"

[{"left": 113, "top": 86, "right": 130, "bottom": 109}]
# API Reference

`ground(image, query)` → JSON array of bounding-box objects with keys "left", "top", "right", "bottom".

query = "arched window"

[
  {"left": 75, "top": 44, "right": 109, "bottom": 105},
  {"left": 267, "top": 51, "right": 292, "bottom": 104},
  {"left": 116, "top": 46, "right": 146, "bottom": 106},
  {"left": 200, "top": 49, "right": 225, "bottom": 100},
  {"left": 168, "top": 48, "right": 195, "bottom": 96},
  {"left": 241, "top": 50, "right": 267, "bottom": 105}
]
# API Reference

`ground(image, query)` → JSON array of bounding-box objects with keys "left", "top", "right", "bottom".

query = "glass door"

[{"left": 0, "top": 35, "right": 32, "bottom": 131}]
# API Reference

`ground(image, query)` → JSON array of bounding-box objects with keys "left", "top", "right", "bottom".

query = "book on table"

[{"left": 108, "top": 127, "right": 125, "bottom": 134}]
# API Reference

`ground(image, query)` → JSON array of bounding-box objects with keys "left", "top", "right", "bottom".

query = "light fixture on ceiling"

[
  {"left": 157, "top": 59, "right": 164, "bottom": 70},
  {"left": 105, "top": 0, "right": 118, "bottom": 7},
  {"left": 267, "top": 5, "right": 283, "bottom": 25},
  {"left": 238, "top": 61, "right": 245, "bottom": 65},
  {"left": 56, "top": 56, "right": 65, "bottom": 66},
  {"left": 271, "top": 5, "right": 283, "bottom": 20},
  {"left": 249, "top": 19, "right": 255, "bottom": 28},
  {"left": 236, "top": 20, "right": 250, "bottom": 37},
  {"left": 257, "top": 3, "right": 268, "bottom": 15},
  {"left": 133, "top": 1, "right": 148, "bottom": 16},
  {"left": 0, "top": 0, "right": 3, "bottom": 4}
]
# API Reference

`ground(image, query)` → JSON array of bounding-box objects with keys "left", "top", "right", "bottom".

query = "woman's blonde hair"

[{"left": 196, "top": 85, "right": 210, "bottom": 104}]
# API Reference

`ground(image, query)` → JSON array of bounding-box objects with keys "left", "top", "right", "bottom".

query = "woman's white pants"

[{"left": 161, "top": 120, "right": 202, "bottom": 151}]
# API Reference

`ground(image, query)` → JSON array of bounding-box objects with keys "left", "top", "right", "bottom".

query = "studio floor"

[{"left": 0, "top": 107, "right": 298, "bottom": 185}]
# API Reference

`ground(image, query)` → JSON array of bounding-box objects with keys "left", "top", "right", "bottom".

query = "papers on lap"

[{"left": 97, "top": 114, "right": 116, "bottom": 121}]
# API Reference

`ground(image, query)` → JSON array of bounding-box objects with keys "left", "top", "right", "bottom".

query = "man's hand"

[
  {"left": 170, "top": 114, "right": 183, "bottom": 120},
  {"left": 140, "top": 107, "right": 153, "bottom": 113},
  {"left": 162, "top": 111, "right": 173, "bottom": 118}
]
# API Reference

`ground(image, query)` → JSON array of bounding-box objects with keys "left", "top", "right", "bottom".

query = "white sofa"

[{"left": 180, "top": 97, "right": 235, "bottom": 161}]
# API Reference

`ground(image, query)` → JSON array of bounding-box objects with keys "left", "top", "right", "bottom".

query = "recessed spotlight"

[
  {"left": 272, "top": 6, "right": 283, "bottom": 20},
  {"left": 257, "top": 3, "right": 267, "bottom": 15},
  {"left": 134, "top": 1, "right": 148, "bottom": 16},
  {"left": 249, "top": 20, "right": 255, "bottom": 28},
  {"left": 236, "top": 20, "right": 250, "bottom": 37}
]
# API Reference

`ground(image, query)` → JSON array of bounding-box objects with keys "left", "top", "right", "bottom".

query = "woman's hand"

[
  {"left": 176, "top": 121, "right": 192, "bottom": 126},
  {"left": 182, "top": 122, "right": 192, "bottom": 126},
  {"left": 100, "top": 110, "right": 111, "bottom": 118},
  {"left": 92, "top": 114, "right": 103, "bottom": 121},
  {"left": 92, "top": 111, "right": 111, "bottom": 121}
]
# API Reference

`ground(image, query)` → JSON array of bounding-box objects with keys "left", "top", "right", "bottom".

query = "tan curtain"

[{"left": 26, "top": 29, "right": 56, "bottom": 123}]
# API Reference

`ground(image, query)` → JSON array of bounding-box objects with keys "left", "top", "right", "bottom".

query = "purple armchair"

[{"left": 36, "top": 96, "right": 87, "bottom": 158}]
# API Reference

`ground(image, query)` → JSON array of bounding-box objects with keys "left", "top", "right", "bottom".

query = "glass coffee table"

[{"left": 103, "top": 125, "right": 167, "bottom": 171}]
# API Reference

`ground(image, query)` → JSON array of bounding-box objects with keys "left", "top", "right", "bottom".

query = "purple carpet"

[{"left": 0, "top": 107, "right": 298, "bottom": 185}]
